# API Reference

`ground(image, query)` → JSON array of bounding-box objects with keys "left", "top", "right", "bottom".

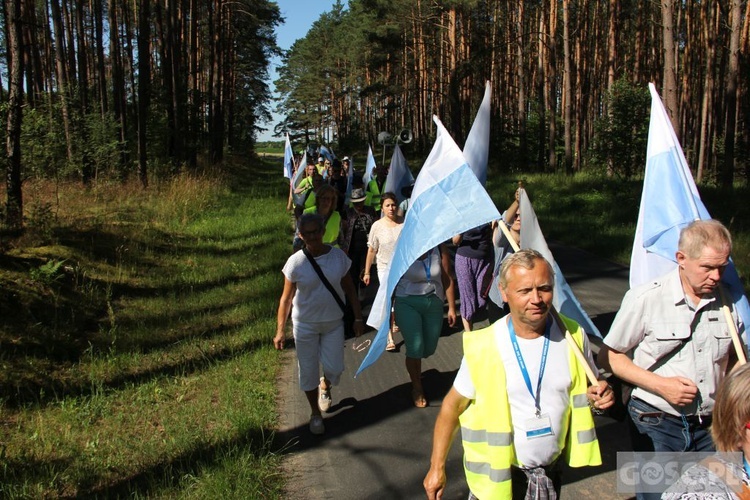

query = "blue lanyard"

[
  {"left": 508, "top": 318, "right": 551, "bottom": 417},
  {"left": 744, "top": 455, "right": 750, "bottom": 479},
  {"left": 420, "top": 250, "right": 432, "bottom": 283}
]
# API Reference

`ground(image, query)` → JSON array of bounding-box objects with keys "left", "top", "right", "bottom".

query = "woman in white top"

[
  {"left": 274, "top": 213, "right": 364, "bottom": 435},
  {"left": 362, "top": 193, "right": 403, "bottom": 351}
]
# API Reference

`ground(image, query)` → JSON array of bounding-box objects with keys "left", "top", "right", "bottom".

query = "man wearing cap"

[
  {"left": 424, "top": 250, "right": 613, "bottom": 499},
  {"left": 341, "top": 187, "right": 376, "bottom": 289},
  {"left": 342, "top": 156, "right": 351, "bottom": 176},
  {"left": 316, "top": 156, "right": 327, "bottom": 176}
]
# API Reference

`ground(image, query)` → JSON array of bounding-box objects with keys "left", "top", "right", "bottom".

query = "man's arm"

[
  {"left": 598, "top": 346, "right": 698, "bottom": 407},
  {"left": 424, "top": 387, "right": 471, "bottom": 500}
]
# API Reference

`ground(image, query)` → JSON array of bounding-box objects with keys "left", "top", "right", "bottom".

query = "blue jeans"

[{"left": 628, "top": 397, "right": 714, "bottom": 500}]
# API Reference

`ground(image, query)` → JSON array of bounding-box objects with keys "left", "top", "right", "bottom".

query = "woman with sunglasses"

[
  {"left": 662, "top": 362, "right": 750, "bottom": 499},
  {"left": 274, "top": 213, "right": 364, "bottom": 436}
]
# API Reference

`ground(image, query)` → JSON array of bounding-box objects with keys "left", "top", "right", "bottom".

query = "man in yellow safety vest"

[{"left": 424, "top": 249, "right": 614, "bottom": 499}]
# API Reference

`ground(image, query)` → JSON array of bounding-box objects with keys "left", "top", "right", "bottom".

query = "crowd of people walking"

[{"left": 274, "top": 150, "right": 749, "bottom": 499}]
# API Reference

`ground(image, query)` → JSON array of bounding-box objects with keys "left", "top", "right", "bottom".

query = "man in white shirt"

[
  {"left": 424, "top": 250, "right": 613, "bottom": 499},
  {"left": 598, "top": 219, "right": 745, "bottom": 500}
]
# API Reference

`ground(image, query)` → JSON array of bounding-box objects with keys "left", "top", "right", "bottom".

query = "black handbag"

[{"left": 302, "top": 247, "right": 356, "bottom": 338}]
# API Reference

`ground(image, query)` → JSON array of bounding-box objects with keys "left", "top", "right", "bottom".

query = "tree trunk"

[
  {"left": 537, "top": 10, "right": 546, "bottom": 170},
  {"left": 137, "top": 0, "right": 151, "bottom": 187},
  {"left": 547, "top": 0, "right": 557, "bottom": 172},
  {"left": 109, "top": 0, "right": 128, "bottom": 173},
  {"left": 93, "top": 0, "right": 107, "bottom": 116},
  {"left": 661, "top": 0, "right": 679, "bottom": 133},
  {"left": 5, "top": 0, "right": 23, "bottom": 229},
  {"left": 696, "top": 0, "right": 716, "bottom": 183},
  {"left": 517, "top": 0, "right": 528, "bottom": 167},
  {"left": 49, "top": 0, "right": 74, "bottom": 162},
  {"left": 75, "top": 0, "right": 93, "bottom": 183},
  {"left": 562, "top": 0, "right": 573, "bottom": 174},
  {"left": 721, "top": 0, "right": 741, "bottom": 189}
]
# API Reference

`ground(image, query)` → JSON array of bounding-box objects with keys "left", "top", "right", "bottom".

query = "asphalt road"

[{"left": 275, "top": 242, "right": 635, "bottom": 499}]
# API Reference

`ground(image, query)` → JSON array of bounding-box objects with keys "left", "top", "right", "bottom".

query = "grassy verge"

[{"left": 0, "top": 160, "right": 293, "bottom": 497}]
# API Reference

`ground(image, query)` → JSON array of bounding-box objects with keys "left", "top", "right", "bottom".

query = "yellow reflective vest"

[
  {"left": 303, "top": 207, "right": 341, "bottom": 247},
  {"left": 460, "top": 315, "right": 602, "bottom": 499},
  {"left": 366, "top": 178, "right": 384, "bottom": 212}
]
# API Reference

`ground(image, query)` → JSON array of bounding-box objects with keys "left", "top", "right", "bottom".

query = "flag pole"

[
  {"left": 497, "top": 221, "right": 600, "bottom": 386},
  {"left": 718, "top": 287, "right": 747, "bottom": 365}
]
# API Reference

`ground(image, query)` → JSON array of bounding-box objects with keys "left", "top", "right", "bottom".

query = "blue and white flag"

[
  {"left": 519, "top": 189, "right": 602, "bottom": 338},
  {"left": 383, "top": 144, "right": 414, "bottom": 204},
  {"left": 319, "top": 145, "right": 335, "bottom": 162},
  {"left": 356, "top": 117, "right": 500, "bottom": 375},
  {"left": 283, "top": 133, "right": 294, "bottom": 179},
  {"left": 631, "top": 83, "right": 750, "bottom": 337},
  {"left": 291, "top": 152, "right": 307, "bottom": 207},
  {"left": 363, "top": 145, "right": 376, "bottom": 185},
  {"left": 462, "top": 81, "right": 491, "bottom": 187}
]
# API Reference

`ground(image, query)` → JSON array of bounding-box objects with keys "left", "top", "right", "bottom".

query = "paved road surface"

[{"left": 275, "top": 242, "right": 634, "bottom": 499}]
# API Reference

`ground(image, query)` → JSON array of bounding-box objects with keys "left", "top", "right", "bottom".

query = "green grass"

[{"left": 0, "top": 159, "right": 293, "bottom": 497}]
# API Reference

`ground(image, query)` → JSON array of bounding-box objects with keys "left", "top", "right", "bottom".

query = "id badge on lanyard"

[{"left": 508, "top": 318, "right": 555, "bottom": 439}]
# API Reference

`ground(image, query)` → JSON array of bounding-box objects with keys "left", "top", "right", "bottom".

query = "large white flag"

[
  {"left": 383, "top": 144, "right": 414, "bottom": 204},
  {"left": 363, "top": 145, "right": 376, "bottom": 185},
  {"left": 631, "top": 83, "right": 749, "bottom": 335},
  {"left": 519, "top": 190, "right": 602, "bottom": 338},
  {"left": 283, "top": 133, "right": 294, "bottom": 179},
  {"left": 462, "top": 81, "right": 491, "bottom": 187},
  {"left": 357, "top": 117, "right": 500, "bottom": 375},
  {"left": 290, "top": 152, "right": 307, "bottom": 207}
]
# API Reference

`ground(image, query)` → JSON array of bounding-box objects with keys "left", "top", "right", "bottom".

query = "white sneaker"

[
  {"left": 318, "top": 378, "right": 332, "bottom": 412},
  {"left": 309, "top": 414, "right": 325, "bottom": 435}
]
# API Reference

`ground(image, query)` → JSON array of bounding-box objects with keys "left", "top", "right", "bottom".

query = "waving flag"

[
  {"left": 319, "top": 145, "right": 335, "bottom": 162},
  {"left": 462, "top": 81, "right": 491, "bottom": 186},
  {"left": 363, "top": 145, "right": 376, "bottom": 185},
  {"left": 283, "top": 133, "right": 294, "bottom": 179},
  {"left": 631, "top": 83, "right": 750, "bottom": 337},
  {"left": 356, "top": 117, "right": 500, "bottom": 375},
  {"left": 291, "top": 152, "right": 307, "bottom": 207},
  {"left": 344, "top": 156, "right": 354, "bottom": 205},
  {"left": 383, "top": 144, "right": 414, "bottom": 204},
  {"left": 518, "top": 190, "right": 602, "bottom": 338}
]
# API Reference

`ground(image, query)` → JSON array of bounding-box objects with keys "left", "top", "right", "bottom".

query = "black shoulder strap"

[{"left": 302, "top": 247, "right": 346, "bottom": 313}]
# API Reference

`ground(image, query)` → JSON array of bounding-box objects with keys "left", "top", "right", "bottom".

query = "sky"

[{"left": 257, "top": 0, "right": 348, "bottom": 142}]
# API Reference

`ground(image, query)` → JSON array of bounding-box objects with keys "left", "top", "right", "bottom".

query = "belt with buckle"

[{"left": 632, "top": 398, "right": 711, "bottom": 426}]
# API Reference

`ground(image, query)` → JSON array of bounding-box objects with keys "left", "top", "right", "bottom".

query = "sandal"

[
  {"left": 386, "top": 332, "right": 396, "bottom": 352},
  {"left": 412, "top": 388, "right": 428, "bottom": 408}
]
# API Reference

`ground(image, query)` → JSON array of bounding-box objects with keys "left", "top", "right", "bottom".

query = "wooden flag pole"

[
  {"left": 717, "top": 287, "right": 747, "bottom": 365},
  {"left": 496, "top": 220, "right": 600, "bottom": 386}
]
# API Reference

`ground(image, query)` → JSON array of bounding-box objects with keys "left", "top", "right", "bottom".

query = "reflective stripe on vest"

[
  {"left": 578, "top": 428, "right": 598, "bottom": 444},
  {"left": 465, "top": 461, "right": 513, "bottom": 483},
  {"left": 461, "top": 427, "right": 513, "bottom": 446},
  {"left": 572, "top": 393, "right": 589, "bottom": 408}
]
